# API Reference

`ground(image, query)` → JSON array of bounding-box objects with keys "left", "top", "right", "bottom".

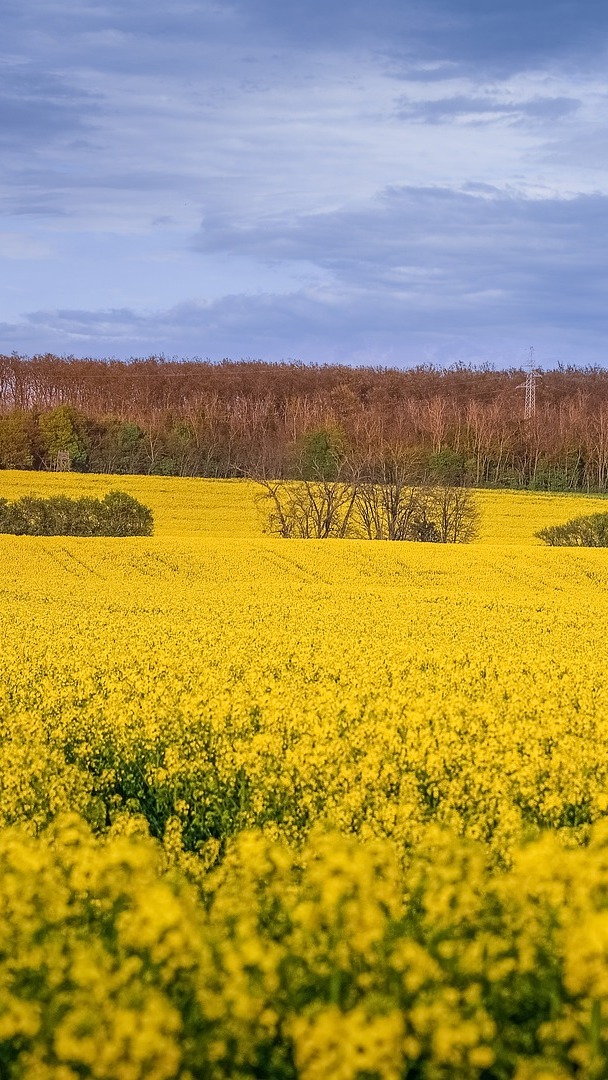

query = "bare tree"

[
  {"left": 352, "top": 454, "right": 426, "bottom": 540},
  {"left": 254, "top": 479, "right": 293, "bottom": 537},
  {"left": 254, "top": 476, "right": 357, "bottom": 538},
  {"left": 255, "top": 457, "right": 480, "bottom": 544},
  {"left": 429, "top": 486, "right": 480, "bottom": 543}
]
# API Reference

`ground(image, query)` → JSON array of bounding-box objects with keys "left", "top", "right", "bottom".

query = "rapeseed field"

[{"left": 2, "top": 471, "right": 608, "bottom": 1078}]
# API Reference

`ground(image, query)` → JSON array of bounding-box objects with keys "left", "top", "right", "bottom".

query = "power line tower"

[{"left": 520, "top": 347, "right": 541, "bottom": 420}]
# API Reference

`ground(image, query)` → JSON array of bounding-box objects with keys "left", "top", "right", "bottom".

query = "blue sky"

[{"left": 1, "top": 0, "right": 608, "bottom": 366}]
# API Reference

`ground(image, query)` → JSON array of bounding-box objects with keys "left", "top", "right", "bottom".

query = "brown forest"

[{"left": 2, "top": 353, "right": 608, "bottom": 490}]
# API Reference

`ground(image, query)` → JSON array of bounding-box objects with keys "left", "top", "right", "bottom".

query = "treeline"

[{"left": 3, "top": 354, "right": 608, "bottom": 490}]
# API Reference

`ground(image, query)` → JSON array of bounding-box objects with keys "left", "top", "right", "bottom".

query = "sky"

[{"left": 1, "top": 0, "right": 608, "bottom": 367}]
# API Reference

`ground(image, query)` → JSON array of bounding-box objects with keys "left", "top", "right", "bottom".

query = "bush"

[
  {"left": 97, "top": 491, "right": 153, "bottom": 536},
  {"left": 0, "top": 490, "right": 153, "bottom": 537},
  {"left": 536, "top": 512, "right": 608, "bottom": 547}
]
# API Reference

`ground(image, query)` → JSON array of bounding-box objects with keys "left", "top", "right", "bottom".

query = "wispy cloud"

[
  {"left": 0, "top": 63, "right": 100, "bottom": 148},
  {"left": 396, "top": 93, "right": 581, "bottom": 126}
]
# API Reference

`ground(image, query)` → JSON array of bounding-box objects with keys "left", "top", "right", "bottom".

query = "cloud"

[
  {"left": 0, "top": 285, "right": 604, "bottom": 370},
  {"left": 0, "top": 63, "right": 100, "bottom": 148},
  {"left": 193, "top": 186, "right": 608, "bottom": 319},
  {"left": 233, "top": 0, "right": 608, "bottom": 75},
  {"left": 2, "top": 0, "right": 608, "bottom": 365},
  {"left": 390, "top": 0, "right": 608, "bottom": 76},
  {"left": 0, "top": 232, "right": 52, "bottom": 259},
  {"left": 4, "top": 186, "right": 608, "bottom": 366},
  {"left": 2, "top": 1, "right": 606, "bottom": 232},
  {"left": 396, "top": 93, "right": 581, "bottom": 126}
]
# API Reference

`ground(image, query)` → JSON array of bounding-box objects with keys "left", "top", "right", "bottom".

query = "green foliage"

[
  {"left": 88, "top": 420, "right": 147, "bottom": 474},
  {"left": 150, "top": 456, "right": 179, "bottom": 476},
  {"left": 427, "top": 448, "right": 467, "bottom": 485},
  {"left": 37, "top": 406, "right": 90, "bottom": 468},
  {"left": 0, "top": 491, "right": 153, "bottom": 537},
  {"left": 537, "top": 512, "right": 608, "bottom": 547},
  {"left": 528, "top": 454, "right": 584, "bottom": 492},
  {"left": 293, "top": 425, "right": 348, "bottom": 480},
  {"left": 0, "top": 412, "right": 34, "bottom": 469},
  {"left": 98, "top": 491, "right": 153, "bottom": 535}
]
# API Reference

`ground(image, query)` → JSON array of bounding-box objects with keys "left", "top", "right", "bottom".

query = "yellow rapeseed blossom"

[{"left": 1, "top": 471, "right": 608, "bottom": 1076}]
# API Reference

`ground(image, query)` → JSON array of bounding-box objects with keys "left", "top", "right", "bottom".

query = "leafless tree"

[
  {"left": 255, "top": 454, "right": 480, "bottom": 543},
  {"left": 428, "top": 486, "right": 480, "bottom": 543},
  {"left": 352, "top": 454, "right": 426, "bottom": 540},
  {"left": 254, "top": 476, "right": 357, "bottom": 538}
]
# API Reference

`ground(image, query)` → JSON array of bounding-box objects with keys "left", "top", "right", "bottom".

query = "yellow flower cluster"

[
  {"left": 0, "top": 470, "right": 608, "bottom": 1076},
  {"left": 2, "top": 815, "right": 608, "bottom": 1078}
]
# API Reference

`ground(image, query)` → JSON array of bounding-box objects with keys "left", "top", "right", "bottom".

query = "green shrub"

[
  {"left": 536, "top": 511, "right": 608, "bottom": 547},
  {"left": 97, "top": 491, "right": 153, "bottom": 536},
  {"left": 0, "top": 490, "right": 153, "bottom": 537}
]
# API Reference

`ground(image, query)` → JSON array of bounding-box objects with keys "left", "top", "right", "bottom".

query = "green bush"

[
  {"left": 0, "top": 490, "right": 153, "bottom": 537},
  {"left": 536, "top": 512, "right": 608, "bottom": 547}
]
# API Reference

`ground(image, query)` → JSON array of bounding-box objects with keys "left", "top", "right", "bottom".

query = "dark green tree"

[{"left": 427, "top": 448, "right": 467, "bottom": 485}]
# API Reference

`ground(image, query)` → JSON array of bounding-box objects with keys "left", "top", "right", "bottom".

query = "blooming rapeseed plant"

[{"left": 1, "top": 471, "right": 608, "bottom": 1076}]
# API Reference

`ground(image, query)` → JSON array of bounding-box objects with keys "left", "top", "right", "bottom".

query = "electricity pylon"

[{"left": 520, "top": 347, "right": 541, "bottom": 420}]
